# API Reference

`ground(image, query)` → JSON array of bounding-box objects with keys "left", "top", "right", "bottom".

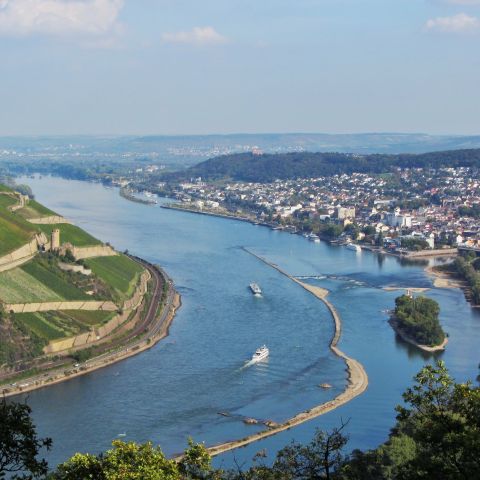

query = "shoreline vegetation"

[
  {"left": 425, "top": 265, "right": 467, "bottom": 290},
  {"left": 389, "top": 294, "right": 447, "bottom": 353},
  {"left": 388, "top": 317, "right": 448, "bottom": 353},
  {"left": 2, "top": 260, "right": 181, "bottom": 398},
  {"left": 205, "top": 248, "right": 369, "bottom": 457}
]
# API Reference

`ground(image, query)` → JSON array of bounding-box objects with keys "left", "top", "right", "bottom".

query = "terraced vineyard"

[
  {"left": 36, "top": 223, "right": 102, "bottom": 247},
  {"left": 0, "top": 184, "right": 149, "bottom": 370},
  {"left": 0, "top": 203, "right": 36, "bottom": 256},
  {"left": 85, "top": 254, "right": 144, "bottom": 302},
  {"left": 0, "top": 268, "right": 65, "bottom": 303},
  {"left": 0, "top": 258, "right": 92, "bottom": 302},
  {"left": 0, "top": 195, "right": 17, "bottom": 209},
  {"left": 13, "top": 310, "right": 116, "bottom": 343},
  {"left": 15, "top": 312, "right": 73, "bottom": 341},
  {"left": 22, "top": 258, "right": 92, "bottom": 300},
  {"left": 64, "top": 309, "right": 115, "bottom": 326},
  {"left": 16, "top": 199, "right": 57, "bottom": 219}
]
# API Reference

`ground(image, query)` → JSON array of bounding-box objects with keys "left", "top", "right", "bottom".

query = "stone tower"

[{"left": 51, "top": 228, "right": 60, "bottom": 251}]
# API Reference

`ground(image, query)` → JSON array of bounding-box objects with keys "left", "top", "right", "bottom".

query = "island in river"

[{"left": 389, "top": 294, "right": 447, "bottom": 353}]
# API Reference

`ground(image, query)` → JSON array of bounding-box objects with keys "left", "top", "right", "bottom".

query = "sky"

[{"left": 0, "top": 0, "right": 479, "bottom": 136}]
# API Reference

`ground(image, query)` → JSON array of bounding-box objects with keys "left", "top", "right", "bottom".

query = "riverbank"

[
  {"left": 163, "top": 203, "right": 459, "bottom": 262},
  {"left": 205, "top": 248, "right": 369, "bottom": 457},
  {"left": 388, "top": 317, "right": 448, "bottom": 353},
  {"left": 425, "top": 265, "right": 467, "bottom": 290},
  {"left": 360, "top": 244, "right": 457, "bottom": 259},
  {"left": 161, "top": 203, "right": 261, "bottom": 225},
  {"left": 120, "top": 187, "right": 157, "bottom": 205},
  {"left": 2, "top": 261, "right": 181, "bottom": 398}
]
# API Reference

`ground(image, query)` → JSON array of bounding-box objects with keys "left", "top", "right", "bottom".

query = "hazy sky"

[{"left": 0, "top": 0, "right": 479, "bottom": 136}]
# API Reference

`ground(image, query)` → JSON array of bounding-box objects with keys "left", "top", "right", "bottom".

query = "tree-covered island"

[{"left": 390, "top": 294, "right": 446, "bottom": 351}]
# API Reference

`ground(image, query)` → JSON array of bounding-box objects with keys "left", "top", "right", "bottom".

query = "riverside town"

[{"left": 1, "top": 0, "right": 480, "bottom": 478}]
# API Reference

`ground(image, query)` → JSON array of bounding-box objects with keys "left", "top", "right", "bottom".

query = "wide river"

[{"left": 16, "top": 176, "right": 480, "bottom": 468}]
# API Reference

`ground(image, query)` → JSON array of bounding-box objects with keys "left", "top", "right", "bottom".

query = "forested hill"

[{"left": 161, "top": 148, "right": 480, "bottom": 183}]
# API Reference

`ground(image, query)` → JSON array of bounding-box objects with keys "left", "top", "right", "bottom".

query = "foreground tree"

[
  {"left": 394, "top": 361, "right": 480, "bottom": 479},
  {"left": 0, "top": 397, "right": 52, "bottom": 479},
  {"left": 341, "top": 361, "right": 480, "bottom": 479},
  {"left": 54, "top": 439, "right": 215, "bottom": 480}
]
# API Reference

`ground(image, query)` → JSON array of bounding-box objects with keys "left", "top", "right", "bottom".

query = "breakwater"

[{"left": 206, "top": 248, "right": 369, "bottom": 456}]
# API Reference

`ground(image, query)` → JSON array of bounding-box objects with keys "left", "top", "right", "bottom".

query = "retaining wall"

[
  {"left": 0, "top": 238, "right": 38, "bottom": 269},
  {"left": 72, "top": 245, "right": 117, "bottom": 260},
  {"left": 123, "top": 270, "right": 150, "bottom": 310},
  {"left": 6, "top": 300, "right": 117, "bottom": 313},
  {"left": 42, "top": 268, "right": 150, "bottom": 354},
  {"left": 27, "top": 216, "right": 72, "bottom": 225}
]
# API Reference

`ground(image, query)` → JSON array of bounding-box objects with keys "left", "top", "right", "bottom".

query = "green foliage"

[
  {"left": 15, "top": 312, "right": 67, "bottom": 341},
  {"left": 21, "top": 258, "right": 91, "bottom": 301},
  {"left": 0, "top": 268, "right": 66, "bottom": 303},
  {"left": 458, "top": 205, "right": 480, "bottom": 218},
  {"left": 320, "top": 223, "right": 344, "bottom": 239},
  {"left": 0, "top": 398, "right": 52, "bottom": 479},
  {"left": 85, "top": 255, "right": 144, "bottom": 302},
  {"left": 272, "top": 426, "right": 349, "bottom": 480},
  {"left": 70, "top": 348, "right": 95, "bottom": 363},
  {"left": 54, "top": 440, "right": 208, "bottom": 480},
  {"left": 362, "top": 225, "right": 376, "bottom": 236},
  {"left": 4, "top": 362, "right": 477, "bottom": 480},
  {"left": 63, "top": 310, "right": 114, "bottom": 327},
  {"left": 400, "top": 238, "right": 429, "bottom": 251},
  {"left": 15, "top": 200, "right": 56, "bottom": 220},
  {"left": 0, "top": 195, "right": 17, "bottom": 209},
  {"left": 344, "top": 223, "right": 359, "bottom": 240},
  {"left": 393, "top": 295, "right": 445, "bottom": 346},
  {"left": 393, "top": 361, "right": 480, "bottom": 479},
  {"left": 0, "top": 203, "right": 36, "bottom": 256},
  {"left": 452, "top": 256, "right": 480, "bottom": 304},
  {"left": 162, "top": 148, "right": 480, "bottom": 183}
]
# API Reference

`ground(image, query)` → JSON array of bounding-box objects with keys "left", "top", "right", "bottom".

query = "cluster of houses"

[{"left": 165, "top": 166, "right": 480, "bottom": 252}]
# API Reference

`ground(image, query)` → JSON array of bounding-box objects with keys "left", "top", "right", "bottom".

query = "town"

[{"left": 124, "top": 165, "right": 480, "bottom": 257}]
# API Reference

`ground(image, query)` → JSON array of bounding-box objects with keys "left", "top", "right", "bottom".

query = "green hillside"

[
  {"left": 36, "top": 223, "right": 102, "bottom": 247},
  {"left": 0, "top": 184, "right": 148, "bottom": 368},
  {"left": 15, "top": 199, "right": 56, "bottom": 219},
  {"left": 0, "top": 204, "right": 37, "bottom": 256},
  {"left": 161, "top": 148, "right": 480, "bottom": 183},
  {"left": 85, "top": 254, "right": 144, "bottom": 302}
]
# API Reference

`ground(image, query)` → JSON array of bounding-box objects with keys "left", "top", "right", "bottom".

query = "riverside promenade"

[{"left": 206, "top": 248, "right": 369, "bottom": 457}]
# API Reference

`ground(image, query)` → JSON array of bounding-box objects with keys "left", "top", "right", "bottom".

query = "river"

[{"left": 15, "top": 176, "right": 480, "bottom": 468}]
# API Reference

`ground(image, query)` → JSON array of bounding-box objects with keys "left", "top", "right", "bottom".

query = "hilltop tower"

[{"left": 51, "top": 228, "right": 60, "bottom": 251}]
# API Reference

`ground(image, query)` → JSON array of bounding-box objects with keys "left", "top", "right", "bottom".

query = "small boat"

[
  {"left": 249, "top": 282, "right": 262, "bottom": 295},
  {"left": 345, "top": 243, "right": 361, "bottom": 252},
  {"left": 251, "top": 345, "right": 269, "bottom": 362},
  {"left": 308, "top": 234, "right": 320, "bottom": 243}
]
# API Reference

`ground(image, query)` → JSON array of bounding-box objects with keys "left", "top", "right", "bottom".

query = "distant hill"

[{"left": 161, "top": 148, "right": 480, "bottom": 183}]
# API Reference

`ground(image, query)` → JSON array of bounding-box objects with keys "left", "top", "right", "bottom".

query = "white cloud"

[
  {"left": 0, "top": 0, "right": 124, "bottom": 38},
  {"left": 425, "top": 12, "right": 480, "bottom": 32},
  {"left": 162, "top": 26, "right": 228, "bottom": 46}
]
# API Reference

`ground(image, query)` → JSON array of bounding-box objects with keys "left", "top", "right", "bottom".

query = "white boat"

[
  {"left": 251, "top": 345, "right": 269, "bottom": 362},
  {"left": 249, "top": 282, "right": 262, "bottom": 295},
  {"left": 346, "top": 243, "right": 361, "bottom": 252},
  {"left": 309, "top": 234, "right": 320, "bottom": 243}
]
